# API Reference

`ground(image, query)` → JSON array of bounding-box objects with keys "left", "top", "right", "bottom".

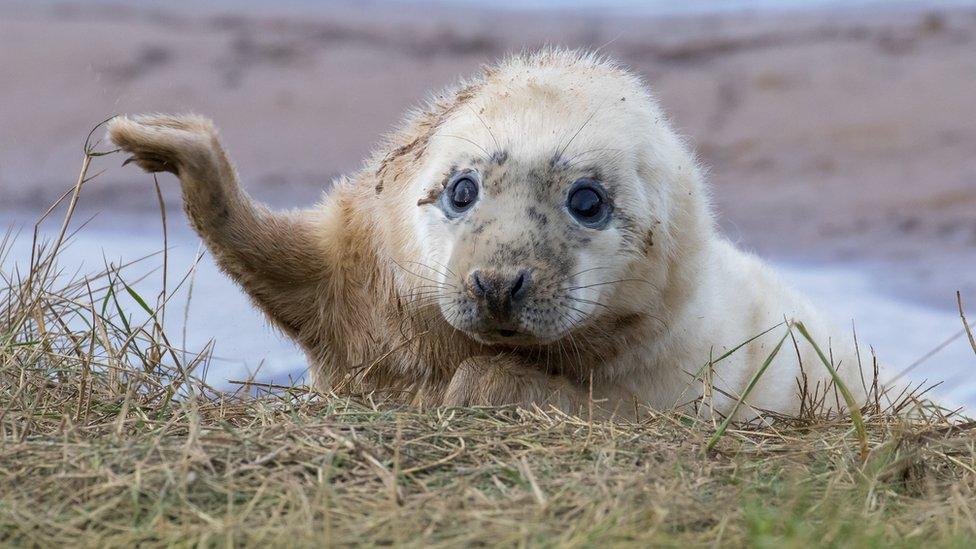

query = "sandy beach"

[{"left": 2, "top": 1, "right": 974, "bottom": 309}]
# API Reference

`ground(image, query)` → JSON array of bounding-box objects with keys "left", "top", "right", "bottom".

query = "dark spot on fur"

[
  {"left": 204, "top": 187, "right": 230, "bottom": 225},
  {"left": 417, "top": 186, "right": 440, "bottom": 206},
  {"left": 471, "top": 219, "right": 493, "bottom": 235},
  {"left": 526, "top": 206, "right": 548, "bottom": 227},
  {"left": 490, "top": 243, "right": 531, "bottom": 265},
  {"left": 643, "top": 228, "right": 654, "bottom": 254},
  {"left": 453, "top": 84, "right": 478, "bottom": 104},
  {"left": 613, "top": 211, "right": 641, "bottom": 249},
  {"left": 531, "top": 239, "right": 571, "bottom": 276},
  {"left": 377, "top": 134, "right": 428, "bottom": 193},
  {"left": 491, "top": 150, "right": 509, "bottom": 165},
  {"left": 526, "top": 167, "right": 556, "bottom": 198},
  {"left": 612, "top": 313, "right": 645, "bottom": 331}
]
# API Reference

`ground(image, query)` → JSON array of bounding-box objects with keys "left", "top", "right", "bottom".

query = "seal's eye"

[
  {"left": 567, "top": 179, "right": 611, "bottom": 228},
  {"left": 442, "top": 173, "right": 479, "bottom": 216},
  {"left": 451, "top": 178, "right": 478, "bottom": 209}
]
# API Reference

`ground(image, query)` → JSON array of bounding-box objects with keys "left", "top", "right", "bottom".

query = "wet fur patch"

[
  {"left": 643, "top": 228, "right": 654, "bottom": 254},
  {"left": 375, "top": 83, "right": 484, "bottom": 195},
  {"left": 417, "top": 187, "right": 440, "bottom": 206}
]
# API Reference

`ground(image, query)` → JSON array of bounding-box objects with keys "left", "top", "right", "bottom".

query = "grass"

[{"left": 2, "top": 129, "right": 976, "bottom": 547}]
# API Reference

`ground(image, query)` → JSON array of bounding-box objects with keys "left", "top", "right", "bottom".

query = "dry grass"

[{"left": 3, "top": 129, "right": 976, "bottom": 547}]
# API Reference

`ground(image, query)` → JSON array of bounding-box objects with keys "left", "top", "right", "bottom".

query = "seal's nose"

[{"left": 469, "top": 269, "right": 532, "bottom": 318}]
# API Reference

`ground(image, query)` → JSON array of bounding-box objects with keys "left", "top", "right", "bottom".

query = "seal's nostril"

[
  {"left": 509, "top": 270, "right": 531, "bottom": 301},
  {"left": 471, "top": 270, "right": 487, "bottom": 297},
  {"left": 510, "top": 274, "right": 524, "bottom": 295},
  {"left": 469, "top": 269, "right": 530, "bottom": 312}
]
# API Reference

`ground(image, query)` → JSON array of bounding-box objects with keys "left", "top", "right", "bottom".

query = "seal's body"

[{"left": 109, "top": 50, "right": 865, "bottom": 417}]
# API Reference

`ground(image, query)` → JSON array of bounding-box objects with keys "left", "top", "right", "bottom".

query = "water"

[
  {"left": 2, "top": 213, "right": 307, "bottom": 387},
  {"left": 782, "top": 264, "right": 976, "bottom": 408},
  {"left": 4, "top": 212, "right": 974, "bottom": 407}
]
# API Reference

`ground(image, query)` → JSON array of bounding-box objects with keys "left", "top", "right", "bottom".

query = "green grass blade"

[
  {"left": 795, "top": 321, "right": 869, "bottom": 461},
  {"left": 705, "top": 328, "right": 790, "bottom": 453},
  {"left": 121, "top": 277, "right": 155, "bottom": 318},
  {"left": 686, "top": 321, "right": 787, "bottom": 384}
]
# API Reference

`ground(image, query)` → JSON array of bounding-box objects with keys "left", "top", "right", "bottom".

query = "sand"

[{"left": 1, "top": 0, "right": 974, "bottom": 307}]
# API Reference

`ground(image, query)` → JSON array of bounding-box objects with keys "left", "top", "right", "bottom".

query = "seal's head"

[{"left": 407, "top": 50, "right": 708, "bottom": 346}]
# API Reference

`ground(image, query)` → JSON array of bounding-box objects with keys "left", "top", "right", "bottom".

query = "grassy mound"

[{"left": 2, "top": 137, "right": 976, "bottom": 547}]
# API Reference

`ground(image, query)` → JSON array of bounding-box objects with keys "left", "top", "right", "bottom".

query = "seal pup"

[{"left": 108, "top": 49, "right": 866, "bottom": 418}]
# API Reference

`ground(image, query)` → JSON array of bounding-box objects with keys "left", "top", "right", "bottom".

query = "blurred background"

[{"left": 1, "top": 0, "right": 974, "bottom": 403}]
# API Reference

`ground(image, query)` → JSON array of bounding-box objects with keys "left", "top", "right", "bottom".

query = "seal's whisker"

[
  {"left": 565, "top": 147, "right": 626, "bottom": 167},
  {"left": 563, "top": 277, "right": 656, "bottom": 291},
  {"left": 561, "top": 295, "right": 613, "bottom": 312},
  {"left": 436, "top": 134, "right": 491, "bottom": 161},
  {"left": 398, "top": 287, "right": 448, "bottom": 307},
  {"left": 400, "top": 296, "right": 444, "bottom": 309},
  {"left": 390, "top": 259, "right": 458, "bottom": 289},
  {"left": 559, "top": 303, "right": 616, "bottom": 342},
  {"left": 402, "top": 259, "right": 456, "bottom": 280},
  {"left": 557, "top": 98, "right": 609, "bottom": 160},
  {"left": 424, "top": 258, "right": 460, "bottom": 279},
  {"left": 551, "top": 313, "right": 574, "bottom": 371},
  {"left": 566, "top": 146, "right": 622, "bottom": 162},
  {"left": 406, "top": 284, "right": 453, "bottom": 294},
  {"left": 400, "top": 291, "right": 447, "bottom": 306},
  {"left": 563, "top": 304, "right": 593, "bottom": 324},
  {"left": 561, "top": 312, "right": 587, "bottom": 380},
  {"left": 465, "top": 104, "right": 501, "bottom": 155},
  {"left": 549, "top": 266, "right": 614, "bottom": 287}
]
